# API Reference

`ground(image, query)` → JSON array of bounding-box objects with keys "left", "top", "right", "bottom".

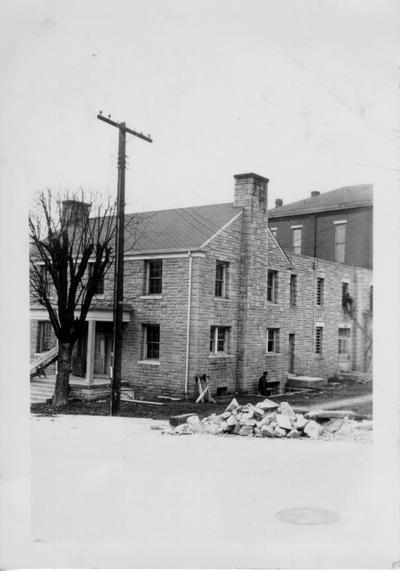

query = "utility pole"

[{"left": 97, "top": 112, "right": 152, "bottom": 415}]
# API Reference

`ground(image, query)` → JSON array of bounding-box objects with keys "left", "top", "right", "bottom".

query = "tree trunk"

[{"left": 53, "top": 342, "right": 72, "bottom": 407}]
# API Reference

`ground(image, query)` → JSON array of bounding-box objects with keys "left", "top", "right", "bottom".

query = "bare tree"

[{"left": 29, "top": 190, "right": 117, "bottom": 407}]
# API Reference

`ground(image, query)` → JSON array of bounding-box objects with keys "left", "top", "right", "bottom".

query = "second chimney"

[
  {"left": 311, "top": 191, "right": 320, "bottom": 197},
  {"left": 275, "top": 198, "right": 283, "bottom": 208},
  {"left": 62, "top": 199, "right": 91, "bottom": 227}
]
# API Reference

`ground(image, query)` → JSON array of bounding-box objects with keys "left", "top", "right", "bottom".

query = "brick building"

[
  {"left": 268, "top": 184, "right": 373, "bottom": 269},
  {"left": 30, "top": 173, "right": 373, "bottom": 400}
]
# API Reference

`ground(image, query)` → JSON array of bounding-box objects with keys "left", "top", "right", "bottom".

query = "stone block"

[
  {"left": 257, "top": 416, "right": 271, "bottom": 428},
  {"left": 253, "top": 407, "right": 265, "bottom": 421},
  {"left": 303, "top": 420, "right": 322, "bottom": 439},
  {"left": 226, "top": 414, "right": 237, "bottom": 426},
  {"left": 276, "top": 414, "right": 292, "bottom": 430},
  {"left": 207, "top": 423, "right": 226, "bottom": 435},
  {"left": 257, "top": 398, "right": 279, "bottom": 411},
  {"left": 261, "top": 425, "right": 275, "bottom": 438},
  {"left": 233, "top": 423, "right": 243, "bottom": 434},
  {"left": 239, "top": 425, "right": 254, "bottom": 436},
  {"left": 295, "top": 414, "right": 308, "bottom": 430},
  {"left": 274, "top": 426, "right": 287, "bottom": 438},
  {"left": 323, "top": 418, "right": 344, "bottom": 433},
  {"left": 278, "top": 402, "right": 296, "bottom": 420},
  {"left": 287, "top": 429, "right": 301, "bottom": 438}
]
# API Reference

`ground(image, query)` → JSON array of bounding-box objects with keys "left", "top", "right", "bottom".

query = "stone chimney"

[
  {"left": 233, "top": 173, "right": 269, "bottom": 214},
  {"left": 275, "top": 198, "right": 283, "bottom": 208},
  {"left": 62, "top": 199, "right": 91, "bottom": 227},
  {"left": 311, "top": 191, "right": 320, "bottom": 197},
  {"left": 234, "top": 172, "right": 269, "bottom": 394}
]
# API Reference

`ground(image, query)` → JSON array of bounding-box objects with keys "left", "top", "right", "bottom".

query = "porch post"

[{"left": 86, "top": 319, "right": 96, "bottom": 385}]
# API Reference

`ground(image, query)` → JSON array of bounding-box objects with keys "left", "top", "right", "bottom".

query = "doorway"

[
  {"left": 94, "top": 323, "right": 113, "bottom": 377},
  {"left": 288, "top": 334, "right": 295, "bottom": 374}
]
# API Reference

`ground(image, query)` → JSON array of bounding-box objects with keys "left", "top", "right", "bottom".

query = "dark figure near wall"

[{"left": 258, "top": 371, "right": 269, "bottom": 396}]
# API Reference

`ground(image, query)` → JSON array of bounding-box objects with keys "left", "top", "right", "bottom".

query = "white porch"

[{"left": 30, "top": 305, "right": 131, "bottom": 389}]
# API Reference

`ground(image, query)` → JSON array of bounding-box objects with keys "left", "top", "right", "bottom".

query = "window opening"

[
  {"left": 215, "top": 261, "right": 229, "bottom": 298},
  {"left": 267, "top": 328, "right": 280, "bottom": 353},
  {"left": 315, "top": 326, "right": 323, "bottom": 354},
  {"left": 291, "top": 227, "right": 302, "bottom": 255},
  {"left": 334, "top": 223, "right": 346, "bottom": 263},
  {"left": 290, "top": 274, "right": 297, "bottom": 307},
  {"left": 267, "top": 270, "right": 278, "bottom": 303},
  {"left": 147, "top": 260, "right": 163, "bottom": 295},
  {"left": 88, "top": 262, "right": 104, "bottom": 295},
  {"left": 143, "top": 324, "right": 160, "bottom": 360},
  {"left": 210, "top": 326, "right": 229, "bottom": 354},
  {"left": 338, "top": 327, "right": 351, "bottom": 355},
  {"left": 316, "top": 277, "right": 324, "bottom": 306},
  {"left": 37, "top": 321, "right": 53, "bottom": 353}
]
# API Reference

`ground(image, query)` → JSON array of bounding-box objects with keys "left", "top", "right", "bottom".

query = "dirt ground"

[{"left": 31, "top": 377, "right": 372, "bottom": 419}]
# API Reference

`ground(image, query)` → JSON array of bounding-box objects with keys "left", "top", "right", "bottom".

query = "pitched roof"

[
  {"left": 124, "top": 202, "right": 242, "bottom": 254},
  {"left": 268, "top": 184, "right": 373, "bottom": 219},
  {"left": 267, "top": 228, "right": 293, "bottom": 267}
]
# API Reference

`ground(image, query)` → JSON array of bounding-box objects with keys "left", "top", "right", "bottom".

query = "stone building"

[{"left": 30, "top": 173, "right": 373, "bottom": 400}]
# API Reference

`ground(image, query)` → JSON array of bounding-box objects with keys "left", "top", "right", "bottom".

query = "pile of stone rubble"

[{"left": 162, "top": 398, "right": 372, "bottom": 442}]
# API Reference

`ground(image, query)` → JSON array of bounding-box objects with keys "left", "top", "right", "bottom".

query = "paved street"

[{"left": 0, "top": 414, "right": 398, "bottom": 568}]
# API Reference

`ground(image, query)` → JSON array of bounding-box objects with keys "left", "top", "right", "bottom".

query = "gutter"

[{"left": 184, "top": 250, "right": 193, "bottom": 395}]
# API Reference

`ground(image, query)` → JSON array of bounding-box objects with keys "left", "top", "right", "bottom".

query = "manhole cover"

[{"left": 275, "top": 507, "right": 340, "bottom": 525}]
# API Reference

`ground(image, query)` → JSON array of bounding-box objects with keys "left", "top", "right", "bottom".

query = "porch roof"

[{"left": 30, "top": 303, "right": 132, "bottom": 322}]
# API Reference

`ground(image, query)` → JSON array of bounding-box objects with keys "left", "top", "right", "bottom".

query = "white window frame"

[
  {"left": 334, "top": 221, "right": 347, "bottom": 263},
  {"left": 266, "top": 328, "right": 280, "bottom": 354},
  {"left": 338, "top": 326, "right": 351, "bottom": 357},
  {"left": 142, "top": 324, "right": 160, "bottom": 361},
  {"left": 270, "top": 227, "right": 277, "bottom": 237},
  {"left": 145, "top": 259, "right": 163, "bottom": 295},
  {"left": 209, "top": 326, "right": 230, "bottom": 355},
  {"left": 291, "top": 225, "right": 302, "bottom": 255}
]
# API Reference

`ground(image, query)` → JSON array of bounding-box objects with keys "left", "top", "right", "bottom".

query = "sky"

[{"left": 0, "top": 0, "right": 399, "bottom": 215}]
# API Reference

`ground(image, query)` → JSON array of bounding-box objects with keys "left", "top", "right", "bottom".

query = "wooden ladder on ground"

[{"left": 30, "top": 346, "right": 58, "bottom": 379}]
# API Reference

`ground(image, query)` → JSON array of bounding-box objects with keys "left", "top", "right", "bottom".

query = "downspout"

[
  {"left": 352, "top": 266, "right": 358, "bottom": 372},
  {"left": 184, "top": 250, "right": 193, "bottom": 396},
  {"left": 312, "top": 258, "right": 318, "bottom": 352}
]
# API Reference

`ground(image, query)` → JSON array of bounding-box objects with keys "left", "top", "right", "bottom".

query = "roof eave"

[{"left": 268, "top": 201, "right": 373, "bottom": 219}]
